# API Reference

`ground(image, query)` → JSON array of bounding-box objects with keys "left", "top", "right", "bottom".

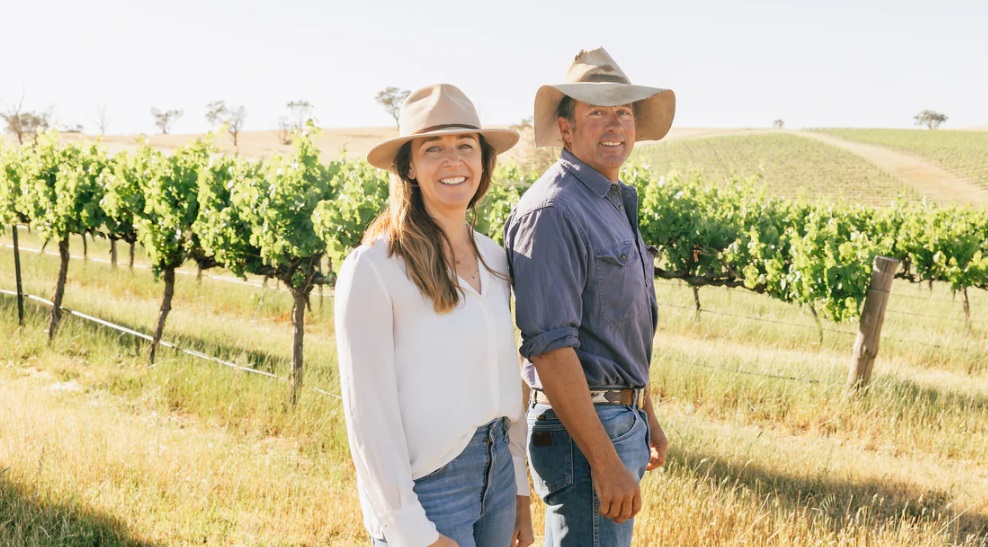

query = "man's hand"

[
  {"left": 643, "top": 392, "right": 668, "bottom": 471},
  {"left": 532, "top": 347, "right": 645, "bottom": 524},
  {"left": 591, "top": 458, "right": 642, "bottom": 523},
  {"left": 512, "top": 495, "right": 535, "bottom": 546}
]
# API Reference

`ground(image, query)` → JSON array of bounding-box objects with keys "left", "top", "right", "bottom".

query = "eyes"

[
  {"left": 588, "top": 107, "right": 634, "bottom": 118},
  {"left": 423, "top": 141, "right": 476, "bottom": 156}
]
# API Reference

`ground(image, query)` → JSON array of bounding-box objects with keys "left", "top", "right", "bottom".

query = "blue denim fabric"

[
  {"left": 528, "top": 403, "right": 650, "bottom": 547},
  {"left": 373, "top": 418, "right": 516, "bottom": 547}
]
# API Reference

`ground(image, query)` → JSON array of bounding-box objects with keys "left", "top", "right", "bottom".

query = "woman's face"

[{"left": 407, "top": 133, "right": 483, "bottom": 219}]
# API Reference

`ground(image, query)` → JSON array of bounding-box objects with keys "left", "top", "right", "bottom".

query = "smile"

[
  {"left": 601, "top": 141, "right": 623, "bottom": 147},
  {"left": 439, "top": 176, "right": 468, "bottom": 185}
]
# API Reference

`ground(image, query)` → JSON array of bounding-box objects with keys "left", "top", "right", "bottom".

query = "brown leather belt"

[{"left": 532, "top": 387, "right": 646, "bottom": 409}]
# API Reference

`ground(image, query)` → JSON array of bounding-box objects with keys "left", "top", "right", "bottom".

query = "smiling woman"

[{"left": 333, "top": 84, "right": 534, "bottom": 547}]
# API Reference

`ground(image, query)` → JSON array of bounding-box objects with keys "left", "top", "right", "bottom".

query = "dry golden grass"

[{"left": 3, "top": 230, "right": 988, "bottom": 545}]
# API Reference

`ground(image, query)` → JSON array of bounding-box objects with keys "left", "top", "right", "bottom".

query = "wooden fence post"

[
  {"left": 12, "top": 224, "right": 25, "bottom": 326},
  {"left": 847, "top": 256, "right": 899, "bottom": 391}
]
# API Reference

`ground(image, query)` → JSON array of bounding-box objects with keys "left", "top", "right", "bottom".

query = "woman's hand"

[
  {"left": 512, "top": 495, "right": 535, "bottom": 547},
  {"left": 428, "top": 533, "right": 459, "bottom": 547}
]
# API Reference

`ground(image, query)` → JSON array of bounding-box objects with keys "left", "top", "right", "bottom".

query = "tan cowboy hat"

[
  {"left": 534, "top": 47, "right": 676, "bottom": 147},
  {"left": 367, "top": 84, "right": 519, "bottom": 170}
]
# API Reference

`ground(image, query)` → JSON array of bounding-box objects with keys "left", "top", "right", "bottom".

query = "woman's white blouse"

[{"left": 335, "top": 233, "right": 528, "bottom": 547}]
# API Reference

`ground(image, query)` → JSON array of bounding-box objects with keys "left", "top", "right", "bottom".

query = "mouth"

[
  {"left": 600, "top": 140, "right": 624, "bottom": 148},
  {"left": 439, "top": 176, "right": 468, "bottom": 185}
]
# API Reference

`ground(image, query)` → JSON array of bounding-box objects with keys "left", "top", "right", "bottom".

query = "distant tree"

[
  {"left": 286, "top": 100, "right": 315, "bottom": 130},
  {"left": 225, "top": 105, "right": 247, "bottom": 146},
  {"left": 375, "top": 87, "right": 410, "bottom": 128},
  {"left": 205, "top": 100, "right": 227, "bottom": 131},
  {"left": 773, "top": 119, "right": 785, "bottom": 128},
  {"left": 914, "top": 110, "right": 947, "bottom": 130},
  {"left": 59, "top": 122, "right": 84, "bottom": 133},
  {"left": 2, "top": 98, "right": 52, "bottom": 144},
  {"left": 276, "top": 116, "right": 294, "bottom": 145},
  {"left": 204, "top": 100, "right": 247, "bottom": 146},
  {"left": 94, "top": 104, "right": 109, "bottom": 135},
  {"left": 151, "top": 107, "right": 184, "bottom": 134}
]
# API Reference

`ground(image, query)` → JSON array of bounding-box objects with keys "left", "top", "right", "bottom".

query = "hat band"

[
  {"left": 579, "top": 73, "right": 630, "bottom": 84},
  {"left": 412, "top": 123, "right": 480, "bottom": 135}
]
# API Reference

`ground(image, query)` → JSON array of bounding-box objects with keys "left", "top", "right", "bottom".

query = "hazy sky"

[{"left": 3, "top": 0, "right": 986, "bottom": 135}]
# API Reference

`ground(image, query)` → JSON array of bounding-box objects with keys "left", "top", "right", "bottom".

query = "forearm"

[{"left": 532, "top": 347, "right": 622, "bottom": 469}]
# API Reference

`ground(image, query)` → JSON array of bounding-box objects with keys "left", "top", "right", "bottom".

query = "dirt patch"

[{"left": 792, "top": 130, "right": 988, "bottom": 209}]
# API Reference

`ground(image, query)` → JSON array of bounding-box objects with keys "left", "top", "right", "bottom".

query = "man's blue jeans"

[
  {"left": 373, "top": 417, "right": 516, "bottom": 547},
  {"left": 528, "top": 402, "right": 650, "bottom": 547}
]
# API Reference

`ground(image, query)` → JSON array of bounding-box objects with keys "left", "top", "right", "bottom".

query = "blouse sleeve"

[
  {"left": 507, "top": 381, "right": 531, "bottom": 496},
  {"left": 334, "top": 248, "right": 438, "bottom": 547}
]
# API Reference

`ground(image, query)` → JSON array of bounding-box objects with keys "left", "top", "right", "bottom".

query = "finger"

[
  {"left": 598, "top": 498, "right": 612, "bottom": 516},
  {"left": 631, "top": 491, "right": 642, "bottom": 518},
  {"left": 645, "top": 445, "right": 663, "bottom": 470},
  {"left": 616, "top": 496, "right": 634, "bottom": 522}
]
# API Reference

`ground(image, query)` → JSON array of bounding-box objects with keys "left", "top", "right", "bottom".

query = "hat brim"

[
  {"left": 534, "top": 83, "right": 676, "bottom": 147},
  {"left": 366, "top": 127, "right": 520, "bottom": 170}
]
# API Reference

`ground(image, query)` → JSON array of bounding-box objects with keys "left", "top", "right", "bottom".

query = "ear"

[
  {"left": 407, "top": 160, "right": 416, "bottom": 181},
  {"left": 557, "top": 117, "right": 573, "bottom": 148}
]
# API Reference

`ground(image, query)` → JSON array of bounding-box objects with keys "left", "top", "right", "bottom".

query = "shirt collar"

[{"left": 558, "top": 148, "right": 618, "bottom": 198}]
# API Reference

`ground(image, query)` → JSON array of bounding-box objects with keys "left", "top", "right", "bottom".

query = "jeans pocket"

[
  {"left": 607, "top": 408, "right": 649, "bottom": 479},
  {"left": 528, "top": 418, "right": 574, "bottom": 500},
  {"left": 416, "top": 461, "right": 449, "bottom": 482}
]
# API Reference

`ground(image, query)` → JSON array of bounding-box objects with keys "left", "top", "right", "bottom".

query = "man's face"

[{"left": 558, "top": 100, "right": 636, "bottom": 182}]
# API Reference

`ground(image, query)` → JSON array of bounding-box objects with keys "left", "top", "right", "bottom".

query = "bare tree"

[
  {"left": 94, "top": 104, "right": 109, "bottom": 135},
  {"left": 205, "top": 100, "right": 227, "bottom": 131},
  {"left": 276, "top": 116, "right": 294, "bottom": 145},
  {"left": 913, "top": 110, "right": 948, "bottom": 129},
  {"left": 286, "top": 100, "right": 315, "bottom": 130},
  {"left": 2, "top": 97, "right": 52, "bottom": 144},
  {"left": 773, "top": 119, "right": 785, "bottom": 128},
  {"left": 151, "top": 107, "right": 184, "bottom": 134},
  {"left": 375, "top": 87, "right": 410, "bottom": 128},
  {"left": 226, "top": 106, "right": 247, "bottom": 146}
]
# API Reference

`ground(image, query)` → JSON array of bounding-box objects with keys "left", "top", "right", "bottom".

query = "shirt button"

[{"left": 620, "top": 254, "right": 627, "bottom": 260}]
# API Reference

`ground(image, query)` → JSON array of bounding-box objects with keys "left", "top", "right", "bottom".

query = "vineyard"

[
  {"left": 632, "top": 132, "right": 914, "bottom": 205},
  {"left": 3, "top": 128, "right": 988, "bottom": 544},
  {"left": 812, "top": 128, "right": 988, "bottom": 191},
  {"left": 3, "top": 129, "right": 988, "bottom": 395}
]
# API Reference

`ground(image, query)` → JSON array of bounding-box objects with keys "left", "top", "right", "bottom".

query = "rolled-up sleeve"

[
  {"left": 335, "top": 250, "right": 438, "bottom": 547},
  {"left": 505, "top": 205, "right": 588, "bottom": 360}
]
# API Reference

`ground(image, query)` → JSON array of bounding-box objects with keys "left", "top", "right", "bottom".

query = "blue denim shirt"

[{"left": 504, "top": 149, "right": 658, "bottom": 390}]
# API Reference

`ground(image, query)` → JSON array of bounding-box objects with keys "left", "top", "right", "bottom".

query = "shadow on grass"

[
  {"left": 0, "top": 472, "right": 157, "bottom": 546},
  {"left": 669, "top": 446, "right": 988, "bottom": 543}
]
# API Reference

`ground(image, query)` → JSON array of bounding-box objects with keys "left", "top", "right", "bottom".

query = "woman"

[{"left": 335, "top": 84, "right": 533, "bottom": 547}]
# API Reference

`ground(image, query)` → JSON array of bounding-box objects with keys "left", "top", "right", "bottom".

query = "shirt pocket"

[{"left": 594, "top": 241, "right": 647, "bottom": 326}]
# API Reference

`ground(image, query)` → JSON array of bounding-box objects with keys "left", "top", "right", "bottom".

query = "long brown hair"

[{"left": 363, "top": 134, "right": 500, "bottom": 313}]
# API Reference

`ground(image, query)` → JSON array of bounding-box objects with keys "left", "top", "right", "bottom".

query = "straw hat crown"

[
  {"left": 367, "top": 84, "right": 518, "bottom": 170},
  {"left": 534, "top": 47, "right": 676, "bottom": 147}
]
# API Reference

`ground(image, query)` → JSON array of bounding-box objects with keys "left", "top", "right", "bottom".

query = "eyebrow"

[{"left": 420, "top": 134, "right": 479, "bottom": 144}]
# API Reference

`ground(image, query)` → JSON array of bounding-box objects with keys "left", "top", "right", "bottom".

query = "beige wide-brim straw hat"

[
  {"left": 367, "top": 84, "right": 520, "bottom": 170},
  {"left": 534, "top": 47, "right": 676, "bottom": 147}
]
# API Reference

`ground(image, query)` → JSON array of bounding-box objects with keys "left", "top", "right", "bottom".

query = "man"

[{"left": 504, "top": 47, "right": 675, "bottom": 546}]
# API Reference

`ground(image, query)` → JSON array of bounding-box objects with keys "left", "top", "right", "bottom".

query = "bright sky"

[{"left": 3, "top": 0, "right": 986, "bottom": 135}]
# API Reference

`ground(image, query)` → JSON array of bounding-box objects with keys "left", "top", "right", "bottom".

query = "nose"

[{"left": 441, "top": 148, "right": 465, "bottom": 165}]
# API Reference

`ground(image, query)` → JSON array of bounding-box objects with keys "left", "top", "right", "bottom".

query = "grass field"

[
  {"left": 632, "top": 132, "right": 918, "bottom": 206},
  {"left": 3, "top": 228, "right": 987, "bottom": 545},
  {"left": 811, "top": 129, "right": 988, "bottom": 192}
]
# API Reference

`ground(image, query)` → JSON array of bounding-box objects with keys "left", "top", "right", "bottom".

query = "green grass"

[
  {"left": 812, "top": 128, "right": 988, "bottom": 191},
  {"left": 632, "top": 132, "right": 916, "bottom": 206},
  {"left": 2, "top": 229, "right": 987, "bottom": 544}
]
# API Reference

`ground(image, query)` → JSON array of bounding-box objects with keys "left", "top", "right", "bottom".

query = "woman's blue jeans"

[
  {"left": 527, "top": 403, "right": 650, "bottom": 547},
  {"left": 373, "top": 417, "right": 516, "bottom": 547}
]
